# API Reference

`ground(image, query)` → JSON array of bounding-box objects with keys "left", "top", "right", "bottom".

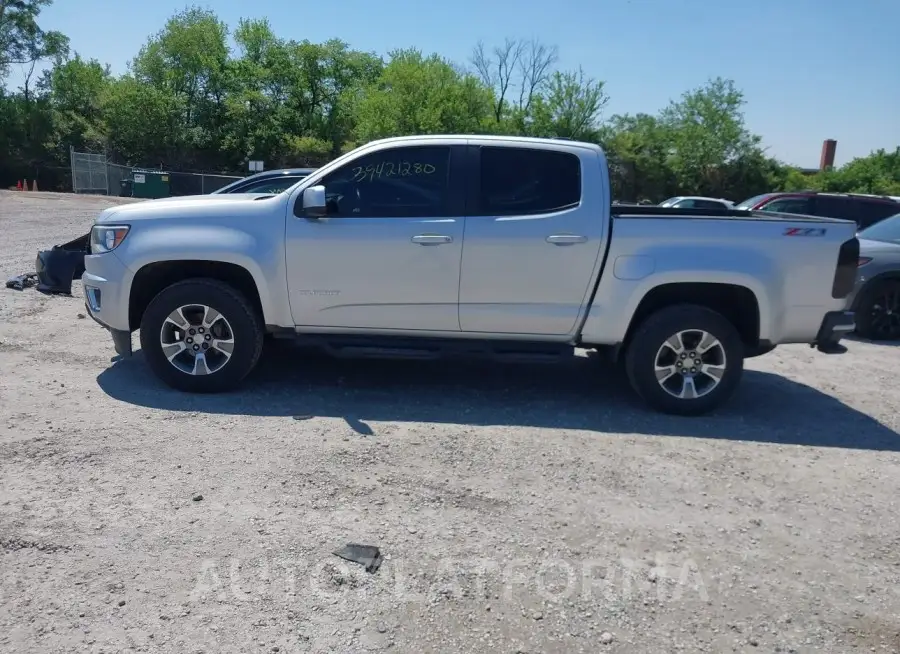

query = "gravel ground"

[{"left": 2, "top": 190, "right": 900, "bottom": 654}]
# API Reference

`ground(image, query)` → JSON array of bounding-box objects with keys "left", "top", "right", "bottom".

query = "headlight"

[{"left": 90, "top": 225, "right": 130, "bottom": 253}]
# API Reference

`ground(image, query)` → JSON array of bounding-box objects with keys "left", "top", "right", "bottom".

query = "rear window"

[{"left": 477, "top": 147, "right": 581, "bottom": 216}]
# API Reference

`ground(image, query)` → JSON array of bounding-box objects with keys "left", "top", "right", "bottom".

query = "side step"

[{"left": 283, "top": 333, "right": 575, "bottom": 364}]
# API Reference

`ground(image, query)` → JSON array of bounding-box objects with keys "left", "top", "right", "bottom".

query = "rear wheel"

[
  {"left": 624, "top": 304, "right": 744, "bottom": 416},
  {"left": 139, "top": 278, "right": 264, "bottom": 392},
  {"left": 855, "top": 280, "right": 900, "bottom": 341}
]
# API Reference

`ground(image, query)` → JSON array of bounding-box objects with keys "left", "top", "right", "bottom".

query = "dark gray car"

[{"left": 845, "top": 213, "right": 900, "bottom": 340}]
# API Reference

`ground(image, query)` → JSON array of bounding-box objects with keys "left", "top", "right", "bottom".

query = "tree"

[
  {"left": 525, "top": 67, "right": 608, "bottom": 140},
  {"left": 470, "top": 37, "right": 558, "bottom": 123},
  {"left": 659, "top": 77, "right": 762, "bottom": 196},
  {"left": 353, "top": 48, "right": 493, "bottom": 142},
  {"left": 0, "top": 0, "right": 68, "bottom": 81}
]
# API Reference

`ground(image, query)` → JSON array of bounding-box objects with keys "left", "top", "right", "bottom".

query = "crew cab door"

[
  {"left": 458, "top": 142, "right": 606, "bottom": 335},
  {"left": 285, "top": 143, "right": 466, "bottom": 330}
]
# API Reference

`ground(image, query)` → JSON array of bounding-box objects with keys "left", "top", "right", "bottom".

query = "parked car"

[
  {"left": 844, "top": 212, "right": 900, "bottom": 340},
  {"left": 212, "top": 168, "right": 317, "bottom": 194},
  {"left": 82, "top": 135, "right": 859, "bottom": 416},
  {"left": 735, "top": 191, "right": 900, "bottom": 230},
  {"left": 660, "top": 196, "right": 734, "bottom": 210}
]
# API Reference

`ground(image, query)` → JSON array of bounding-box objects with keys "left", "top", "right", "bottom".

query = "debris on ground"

[
  {"left": 332, "top": 543, "right": 383, "bottom": 573},
  {"left": 5, "top": 272, "right": 38, "bottom": 291}
]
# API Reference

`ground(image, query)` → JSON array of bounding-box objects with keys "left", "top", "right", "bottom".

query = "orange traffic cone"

[
  {"left": 31, "top": 180, "right": 38, "bottom": 191},
  {"left": 16, "top": 180, "right": 22, "bottom": 191}
]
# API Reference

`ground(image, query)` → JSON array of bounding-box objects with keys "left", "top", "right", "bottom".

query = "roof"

[{"left": 366, "top": 134, "right": 603, "bottom": 151}]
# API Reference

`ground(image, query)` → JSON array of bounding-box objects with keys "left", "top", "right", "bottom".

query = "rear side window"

[
  {"left": 814, "top": 196, "right": 856, "bottom": 220},
  {"left": 759, "top": 197, "right": 811, "bottom": 215},
  {"left": 477, "top": 147, "right": 581, "bottom": 216}
]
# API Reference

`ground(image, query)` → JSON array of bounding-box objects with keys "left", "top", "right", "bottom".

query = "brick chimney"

[{"left": 819, "top": 139, "right": 837, "bottom": 170}]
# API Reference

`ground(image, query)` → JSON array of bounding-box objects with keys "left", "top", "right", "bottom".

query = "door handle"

[
  {"left": 546, "top": 234, "right": 588, "bottom": 245},
  {"left": 411, "top": 234, "right": 453, "bottom": 246}
]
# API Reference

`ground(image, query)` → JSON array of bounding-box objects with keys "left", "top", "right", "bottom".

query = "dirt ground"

[{"left": 2, "top": 190, "right": 900, "bottom": 654}]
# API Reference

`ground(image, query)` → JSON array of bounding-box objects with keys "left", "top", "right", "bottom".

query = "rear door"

[{"left": 458, "top": 142, "right": 605, "bottom": 335}]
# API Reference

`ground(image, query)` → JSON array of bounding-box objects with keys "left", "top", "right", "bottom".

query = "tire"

[
  {"left": 624, "top": 304, "right": 744, "bottom": 416},
  {"left": 139, "top": 278, "right": 264, "bottom": 393},
  {"left": 854, "top": 280, "right": 900, "bottom": 341}
]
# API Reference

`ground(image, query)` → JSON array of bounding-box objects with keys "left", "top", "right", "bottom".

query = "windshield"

[
  {"left": 734, "top": 193, "right": 772, "bottom": 210},
  {"left": 659, "top": 197, "right": 681, "bottom": 207},
  {"left": 859, "top": 213, "right": 900, "bottom": 243}
]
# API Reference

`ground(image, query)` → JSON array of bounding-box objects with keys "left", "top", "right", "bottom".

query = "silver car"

[{"left": 846, "top": 213, "right": 900, "bottom": 340}]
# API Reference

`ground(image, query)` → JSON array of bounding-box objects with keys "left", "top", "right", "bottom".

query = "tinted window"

[
  {"left": 759, "top": 197, "right": 811, "bottom": 214},
  {"left": 857, "top": 200, "right": 900, "bottom": 229},
  {"left": 694, "top": 199, "right": 729, "bottom": 210},
  {"left": 814, "top": 196, "right": 855, "bottom": 220},
  {"left": 478, "top": 147, "right": 581, "bottom": 215},
  {"left": 317, "top": 146, "right": 451, "bottom": 218},
  {"left": 859, "top": 213, "right": 900, "bottom": 242},
  {"left": 234, "top": 176, "right": 305, "bottom": 194}
]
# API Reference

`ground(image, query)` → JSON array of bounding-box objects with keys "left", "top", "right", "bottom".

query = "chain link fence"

[
  {"left": 70, "top": 147, "right": 109, "bottom": 194},
  {"left": 70, "top": 148, "right": 242, "bottom": 197}
]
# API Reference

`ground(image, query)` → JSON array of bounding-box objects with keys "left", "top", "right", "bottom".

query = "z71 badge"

[{"left": 783, "top": 227, "right": 826, "bottom": 236}]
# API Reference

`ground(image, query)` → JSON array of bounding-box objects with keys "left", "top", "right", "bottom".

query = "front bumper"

[
  {"left": 813, "top": 310, "right": 855, "bottom": 353},
  {"left": 82, "top": 251, "right": 134, "bottom": 357}
]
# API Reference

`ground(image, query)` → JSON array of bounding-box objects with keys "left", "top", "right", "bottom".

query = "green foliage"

[{"left": 1, "top": 2, "right": 898, "bottom": 199}]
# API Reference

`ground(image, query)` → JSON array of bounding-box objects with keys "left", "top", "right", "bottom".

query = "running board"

[{"left": 288, "top": 333, "right": 575, "bottom": 364}]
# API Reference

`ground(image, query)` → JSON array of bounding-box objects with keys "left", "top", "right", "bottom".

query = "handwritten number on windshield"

[{"left": 352, "top": 161, "right": 436, "bottom": 182}]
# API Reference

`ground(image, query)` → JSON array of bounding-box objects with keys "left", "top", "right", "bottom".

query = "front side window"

[
  {"left": 316, "top": 146, "right": 451, "bottom": 218},
  {"left": 477, "top": 147, "right": 581, "bottom": 216}
]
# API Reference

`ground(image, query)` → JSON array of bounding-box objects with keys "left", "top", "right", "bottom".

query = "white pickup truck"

[{"left": 82, "top": 135, "right": 860, "bottom": 415}]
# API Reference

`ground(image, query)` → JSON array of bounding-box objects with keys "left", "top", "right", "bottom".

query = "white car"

[{"left": 660, "top": 196, "right": 734, "bottom": 210}]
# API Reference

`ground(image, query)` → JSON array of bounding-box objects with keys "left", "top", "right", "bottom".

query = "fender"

[
  {"left": 113, "top": 216, "right": 292, "bottom": 328},
  {"left": 579, "top": 243, "right": 778, "bottom": 345}
]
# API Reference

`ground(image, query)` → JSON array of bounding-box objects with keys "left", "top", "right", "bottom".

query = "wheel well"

[
  {"left": 624, "top": 282, "right": 760, "bottom": 349},
  {"left": 129, "top": 261, "right": 263, "bottom": 331}
]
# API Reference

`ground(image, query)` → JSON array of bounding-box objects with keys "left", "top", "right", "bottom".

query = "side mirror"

[{"left": 301, "top": 185, "right": 327, "bottom": 218}]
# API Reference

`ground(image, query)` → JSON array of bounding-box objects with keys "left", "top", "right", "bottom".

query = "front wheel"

[
  {"left": 854, "top": 280, "right": 900, "bottom": 341},
  {"left": 624, "top": 304, "right": 744, "bottom": 416},
  {"left": 139, "top": 278, "right": 264, "bottom": 392}
]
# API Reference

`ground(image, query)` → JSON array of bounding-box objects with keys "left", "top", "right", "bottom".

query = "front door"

[
  {"left": 459, "top": 143, "right": 606, "bottom": 335},
  {"left": 285, "top": 144, "right": 465, "bottom": 331}
]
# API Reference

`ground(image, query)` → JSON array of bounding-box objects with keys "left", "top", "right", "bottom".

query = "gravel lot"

[{"left": 2, "top": 190, "right": 900, "bottom": 653}]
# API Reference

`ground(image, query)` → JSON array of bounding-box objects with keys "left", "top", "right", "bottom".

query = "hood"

[
  {"left": 96, "top": 193, "right": 280, "bottom": 224},
  {"left": 858, "top": 237, "right": 900, "bottom": 256}
]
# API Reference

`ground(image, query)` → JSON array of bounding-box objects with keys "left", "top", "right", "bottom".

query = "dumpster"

[{"left": 131, "top": 168, "right": 170, "bottom": 199}]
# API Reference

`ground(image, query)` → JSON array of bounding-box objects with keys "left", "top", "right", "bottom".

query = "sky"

[{"left": 6, "top": 0, "right": 899, "bottom": 168}]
